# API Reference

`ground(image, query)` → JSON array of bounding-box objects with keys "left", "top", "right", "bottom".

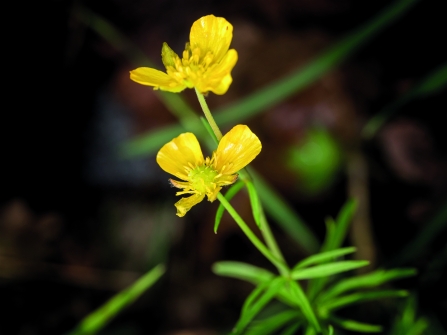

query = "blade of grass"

[
  {"left": 67, "top": 264, "right": 165, "bottom": 335},
  {"left": 213, "top": 0, "right": 420, "bottom": 125},
  {"left": 363, "top": 63, "right": 447, "bottom": 139}
]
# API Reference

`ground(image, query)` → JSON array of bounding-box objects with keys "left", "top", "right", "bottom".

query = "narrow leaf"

[
  {"left": 234, "top": 277, "right": 286, "bottom": 334},
  {"left": 241, "top": 281, "right": 271, "bottom": 317},
  {"left": 330, "top": 316, "right": 382, "bottom": 333},
  {"left": 287, "top": 280, "right": 321, "bottom": 332},
  {"left": 212, "top": 261, "right": 275, "bottom": 285},
  {"left": 291, "top": 261, "right": 369, "bottom": 280},
  {"left": 249, "top": 168, "right": 319, "bottom": 253},
  {"left": 246, "top": 180, "right": 262, "bottom": 228},
  {"left": 323, "top": 290, "right": 408, "bottom": 311},
  {"left": 245, "top": 310, "right": 299, "bottom": 335},
  {"left": 322, "top": 268, "right": 416, "bottom": 300},
  {"left": 293, "top": 247, "right": 357, "bottom": 270},
  {"left": 325, "top": 199, "right": 358, "bottom": 252},
  {"left": 280, "top": 323, "right": 301, "bottom": 335},
  {"left": 68, "top": 264, "right": 165, "bottom": 335}
]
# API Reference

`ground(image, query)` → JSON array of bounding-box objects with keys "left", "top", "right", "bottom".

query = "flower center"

[
  {"left": 188, "top": 165, "right": 218, "bottom": 194},
  {"left": 166, "top": 45, "right": 217, "bottom": 87}
]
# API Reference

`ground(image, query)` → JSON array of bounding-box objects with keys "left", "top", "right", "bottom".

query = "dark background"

[{"left": 3, "top": 0, "right": 446, "bottom": 334}]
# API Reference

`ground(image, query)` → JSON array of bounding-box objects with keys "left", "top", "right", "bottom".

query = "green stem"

[
  {"left": 217, "top": 193, "right": 288, "bottom": 274},
  {"left": 239, "top": 168, "right": 288, "bottom": 274},
  {"left": 195, "top": 88, "right": 223, "bottom": 140},
  {"left": 259, "top": 212, "right": 288, "bottom": 274}
]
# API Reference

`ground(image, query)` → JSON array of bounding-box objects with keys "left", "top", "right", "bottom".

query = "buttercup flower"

[
  {"left": 130, "top": 14, "right": 238, "bottom": 95},
  {"left": 157, "top": 125, "right": 261, "bottom": 217}
]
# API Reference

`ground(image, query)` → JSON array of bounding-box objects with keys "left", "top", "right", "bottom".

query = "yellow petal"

[
  {"left": 190, "top": 15, "right": 233, "bottom": 63},
  {"left": 175, "top": 193, "right": 205, "bottom": 217},
  {"left": 129, "top": 67, "right": 186, "bottom": 93},
  {"left": 214, "top": 125, "right": 262, "bottom": 175},
  {"left": 157, "top": 133, "right": 205, "bottom": 180},
  {"left": 198, "top": 49, "right": 238, "bottom": 95}
]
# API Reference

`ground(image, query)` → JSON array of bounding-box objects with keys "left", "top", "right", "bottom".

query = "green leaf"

[
  {"left": 67, "top": 264, "right": 165, "bottom": 335},
  {"left": 249, "top": 168, "right": 319, "bottom": 253},
  {"left": 213, "top": 262, "right": 302, "bottom": 307},
  {"left": 415, "top": 63, "right": 447, "bottom": 96},
  {"left": 286, "top": 280, "right": 321, "bottom": 332},
  {"left": 390, "top": 294, "right": 428, "bottom": 335},
  {"left": 245, "top": 310, "right": 299, "bottom": 335},
  {"left": 330, "top": 316, "right": 382, "bottom": 333},
  {"left": 304, "top": 326, "right": 317, "bottom": 335},
  {"left": 233, "top": 277, "right": 286, "bottom": 334},
  {"left": 322, "top": 290, "right": 408, "bottom": 311},
  {"left": 246, "top": 180, "right": 262, "bottom": 229},
  {"left": 291, "top": 261, "right": 369, "bottom": 280},
  {"left": 212, "top": 261, "right": 275, "bottom": 285},
  {"left": 214, "top": 181, "right": 244, "bottom": 233},
  {"left": 241, "top": 280, "right": 271, "bottom": 317},
  {"left": 286, "top": 128, "right": 342, "bottom": 195},
  {"left": 308, "top": 200, "right": 357, "bottom": 299},
  {"left": 322, "top": 199, "right": 358, "bottom": 252},
  {"left": 321, "top": 268, "right": 416, "bottom": 300},
  {"left": 293, "top": 247, "right": 357, "bottom": 270},
  {"left": 280, "top": 323, "right": 301, "bottom": 335}
]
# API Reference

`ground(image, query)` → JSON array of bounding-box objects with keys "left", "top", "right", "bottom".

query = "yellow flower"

[
  {"left": 130, "top": 14, "right": 238, "bottom": 95},
  {"left": 157, "top": 125, "right": 262, "bottom": 217}
]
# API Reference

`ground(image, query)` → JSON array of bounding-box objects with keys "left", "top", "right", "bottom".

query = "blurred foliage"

[{"left": 285, "top": 128, "right": 342, "bottom": 195}]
